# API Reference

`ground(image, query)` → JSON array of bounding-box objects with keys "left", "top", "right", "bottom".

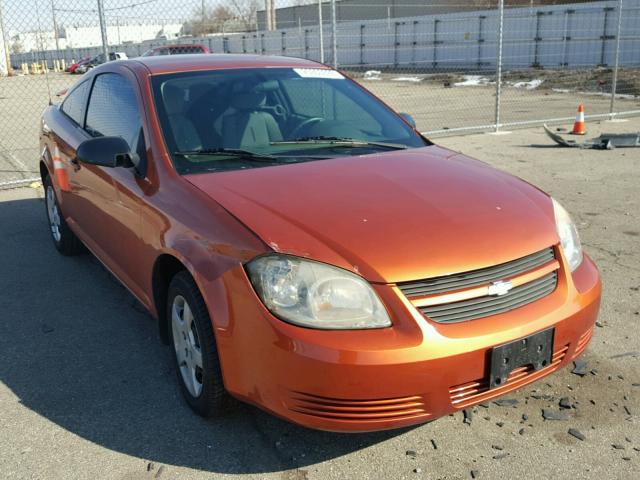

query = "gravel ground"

[{"left": 0, "top": 120, "right": 639, "bottom": 479}]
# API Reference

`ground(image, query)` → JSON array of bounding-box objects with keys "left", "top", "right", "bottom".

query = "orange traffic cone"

[
  {"left": 571, "top": 104, "right": 586, "bottom": 135},
  {"left": 52, "top": 144, "right": 71, "bottom": 192}
]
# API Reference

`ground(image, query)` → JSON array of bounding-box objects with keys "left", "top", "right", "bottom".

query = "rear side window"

[
  {"left": 85, "top": 73, "right": 141, "bottom": 149},
  {"left": 60, "top": 80, "right": 91, "bottom": 125}
]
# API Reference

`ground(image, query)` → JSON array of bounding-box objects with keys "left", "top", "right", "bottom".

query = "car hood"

[{"left": 185, "top": 146, "right": 559, "bottom": 283}]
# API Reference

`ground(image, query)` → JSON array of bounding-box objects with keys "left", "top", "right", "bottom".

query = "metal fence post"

[
  {"left": 359, "top": 24, "right": 365, "bottom": 65},
  {"left": 330, "top": 0, "right": 337, "bottom": 68},
  {"left": 265, "top": 0, "right": 272, "bottom": 31},
  {"left": 609, "top": 0, "right": 623, "bottom": 119},
  {"left": 494, "top": 0, "right": 505, "bottom": 132},
  {"left": 477, "top": 15, "right": 486, "bottom": 69},
  {"left": 0, "top": 0, "right": 11, "bottom": 76},
  {"left": 97, "top": 0, "right": 109, "bottom": 62},
  {"left": 318, "top": 0, "right": 324, "bottom": 63},
  {"left": 50, "top": 0, "right": 60, "bottom": 51},
  {"left": 600, "top": 6, "right": 614, "bottom": 66}
]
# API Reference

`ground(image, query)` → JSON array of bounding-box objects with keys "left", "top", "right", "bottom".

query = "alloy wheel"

[
  {"left": 171, "top": 295, "right": 204, "bottom": 397},
  {"left": 46, "top": 186, "right": 62, "bottom": 243}
]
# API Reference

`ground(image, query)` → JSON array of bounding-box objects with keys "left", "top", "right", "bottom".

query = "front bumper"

[{"left": 211, "top": 253, "right": 601, "bottom": 432}]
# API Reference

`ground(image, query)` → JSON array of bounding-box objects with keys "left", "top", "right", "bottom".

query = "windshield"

[{"left": 151, "top": 67, "right": 428, "bottom": 174}]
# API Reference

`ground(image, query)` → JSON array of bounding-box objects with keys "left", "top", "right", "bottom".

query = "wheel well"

[
  {"left": 152, "top": 254, "right": 188, "bottom": 344},
  {"left": 40, "top": 161, "right": 49, "bottom": 182}
]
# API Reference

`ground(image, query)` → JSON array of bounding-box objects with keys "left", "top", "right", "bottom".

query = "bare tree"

[
  {"left": 227, "top": 0, "right": 259, "bottom": 30},
  {"left": 182, "top": 4, "right": 249, "bottom": 36},
  {"left": 212, "top": 5, "right": 234, "bottom": 29},
  {"left": 10, "top": 36, "right": 24, "bottom": 54}
]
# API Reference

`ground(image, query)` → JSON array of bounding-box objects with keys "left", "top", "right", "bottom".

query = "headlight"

[
  {"left": 246, "top": 254, "right": 391, "bottom": 329},
  {"left": 552, "top": 198, "right": 583, "bottom": 272}
]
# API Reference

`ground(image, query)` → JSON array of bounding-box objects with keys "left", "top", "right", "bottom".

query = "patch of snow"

[
  {"left": 583, "top": 91, "right": 637, "bottom": 100},
  {"left": 552, "top": 87, "right": 637, "bottom": 99},
  {"left": 453, "top": 75, "right": 492, "bottom": 87},
  {"left": 363, "top": 70, "right": 381, "bottom": 81},
  {"left": 391, "top": 76, "right": 422, "bottom": 83},
  {"left": 512, "top": 79, "right": 544, "bottom": 89}
]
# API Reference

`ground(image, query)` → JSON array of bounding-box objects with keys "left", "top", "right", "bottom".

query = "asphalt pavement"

[{"left": 0, "top": 121, "right": 639, "bottom": 479}]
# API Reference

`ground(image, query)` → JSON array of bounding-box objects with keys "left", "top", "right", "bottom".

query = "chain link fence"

[{"left": 1, "top": 0, "right": 639, "bottom": 187}]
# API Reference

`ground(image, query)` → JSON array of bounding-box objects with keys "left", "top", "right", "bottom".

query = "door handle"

[{"left": 70, "top": 156, "right": 81, "bottom": 171}]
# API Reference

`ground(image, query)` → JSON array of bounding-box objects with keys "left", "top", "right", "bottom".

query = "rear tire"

[
  {"left": 43, "top": 174, "right": 83, "bottom": 256},
  {"left": 167, "top": 271, "right": 232, "bottom": 417}
]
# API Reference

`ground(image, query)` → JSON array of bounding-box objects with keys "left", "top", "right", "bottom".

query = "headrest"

[
  {"left": 231, "top": 91, "right": 266, "bottom": 111},
  {"left": 162, "top": 84, "right": 186, "bottom": 115},
  {"left": 254, "top": 80, "right": 279, "bottom": 93}
]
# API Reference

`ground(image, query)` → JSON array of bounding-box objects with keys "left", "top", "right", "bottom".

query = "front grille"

[
  {"left": 420, "top": 271, "right": 557, "bottom": 323},
  {"left": 398, "top": 247, "right": 555, "bottom": 298},
  {"left": 287, "top": 391, "right": 430, "bottom": 422},
  {"left": 396, "top": 247, "right": 559, "bottom": 324}
]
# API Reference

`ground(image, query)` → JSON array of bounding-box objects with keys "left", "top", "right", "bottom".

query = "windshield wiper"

[
  {"left": 174, "top": 148, "right": 277, "bottom": 162},
  {"left": 271, "top": 136, "right": 408, "bottom": 150}
]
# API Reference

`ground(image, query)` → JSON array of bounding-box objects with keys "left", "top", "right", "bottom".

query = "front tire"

[
  {"left": 167, "top": 271, "right": 231, "bottom": 417},
  {"left": 43, "top": 175, "right": 83, "bottom": 256}
]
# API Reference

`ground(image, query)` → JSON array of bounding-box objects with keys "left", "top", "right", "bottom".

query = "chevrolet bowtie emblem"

[{"left": 488, "top": 280, "right": 513, "bottom": 296}]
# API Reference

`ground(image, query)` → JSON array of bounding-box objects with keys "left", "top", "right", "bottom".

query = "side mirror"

[
  {"left": 76, "top": 136, "right": 133, "bottom": 168},
  {"left": 399, "top": 112, "right": 416, "bottom": 129}
]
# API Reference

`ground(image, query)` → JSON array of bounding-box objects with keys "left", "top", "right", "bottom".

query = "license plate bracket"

[{"left": 489, "top": 328, "right": 554, "bottom": 389}]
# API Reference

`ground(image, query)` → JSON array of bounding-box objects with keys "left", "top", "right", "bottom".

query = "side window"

[
  {"left": 85, "top": 73, "right": 141, "bottom": 150},
  {"left": 60, "top": 80, "right": 91, "bottom": 126}
]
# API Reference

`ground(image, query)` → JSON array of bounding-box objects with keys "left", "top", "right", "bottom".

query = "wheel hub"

[
  {"left": 46, "top": 186, "right": 62, "bottom": 243},
  {"left": 171, "top": 295, "right": 204, "bottom": 397}
]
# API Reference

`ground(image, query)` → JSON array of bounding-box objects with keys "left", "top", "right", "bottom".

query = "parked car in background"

[
  {"left": 39, "top": 54, "right": 601, "bottom": 433},
  {"left": 75, "top": 52, "right": 128, "bottom": 74},
  {"left": 141, "top": 44, "right": 209, "bottom": 56},
  {"left": 66, "top": 56, "right": 91, "bottom": 74}
]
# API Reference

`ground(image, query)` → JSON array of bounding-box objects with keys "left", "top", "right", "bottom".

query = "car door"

[
  {"left": 54, "top": 75, "right": 119, "bottom": 272},
  {"left": 51, "top": 78, "right": 92, "bottom": 223},
  {"left": 81, "top": 71, "right": 152, "bottom": 303}
]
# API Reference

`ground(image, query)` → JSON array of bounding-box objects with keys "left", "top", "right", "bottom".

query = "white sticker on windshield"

[{"left": 293, "top": 68, "right": 344, "bottom": 79}]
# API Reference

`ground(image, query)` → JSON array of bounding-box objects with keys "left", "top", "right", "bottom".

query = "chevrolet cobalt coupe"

[{"left": 39, "top": 55, "right": 601, "bottom": 432}]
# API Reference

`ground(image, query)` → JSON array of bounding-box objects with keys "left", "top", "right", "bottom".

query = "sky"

[{"left": 2, "top": 0, "right": 212, "bottom": 33}]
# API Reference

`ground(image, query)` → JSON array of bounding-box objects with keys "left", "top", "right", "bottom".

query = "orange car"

[{"left": 39, "top": 54, "right": 601, "bottom": 432}]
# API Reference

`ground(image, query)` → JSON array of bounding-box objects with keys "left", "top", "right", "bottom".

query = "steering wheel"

[
  {"left": 261, "top": 104, "right": 286, "bottom": 120},
  {"left": 289, "top": 117, "right": 323, "bottom": 139}
]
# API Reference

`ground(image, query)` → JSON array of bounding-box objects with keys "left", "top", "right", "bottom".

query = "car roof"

[{"left": 130, "top": 54, "right": 327, "bottom": 75}]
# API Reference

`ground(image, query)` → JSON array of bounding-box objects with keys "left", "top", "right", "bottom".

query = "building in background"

[
  {"left": 257, "top": 0, "right": 602, "bottom": 30},
  {"left": 64, "top": 22, "right": 182, "bottom": 49},
  {"left": 8, "top": 22, "right": 182, "bottom": 53}
]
